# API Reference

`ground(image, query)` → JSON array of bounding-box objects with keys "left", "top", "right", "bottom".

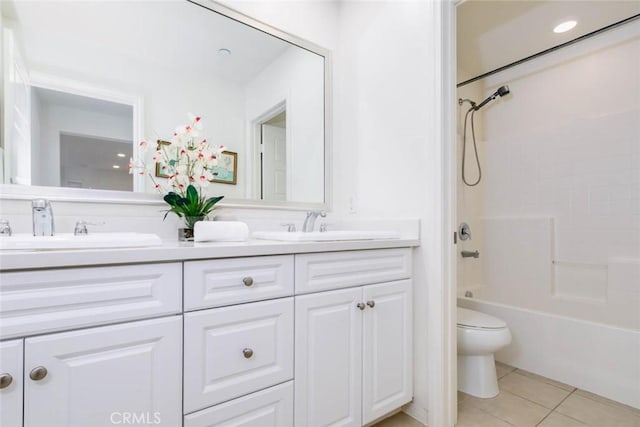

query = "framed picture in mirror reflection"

[
  {"left": 212, "top": 151, "right": 238, "bottom": 185},
  {"left": 155, "top": 140, "right": 171, "bottom": 178}
]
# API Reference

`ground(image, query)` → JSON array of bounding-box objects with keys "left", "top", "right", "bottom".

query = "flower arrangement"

[{"left": 130, "top": 114, "right": 226, "bottom": 232}]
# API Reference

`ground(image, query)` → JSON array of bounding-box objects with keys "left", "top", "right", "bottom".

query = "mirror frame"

[{"left": 0, "top": 0, "right": 332, "bottom": 211}]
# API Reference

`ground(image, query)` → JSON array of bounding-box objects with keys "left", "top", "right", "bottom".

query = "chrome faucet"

[
  {"left": 0, "top": 219, "right": 12, "bottom": 236},
  {"left": 32, "top": 199, "right": 55, "bottom": 236},
  {"left": 302, "top": 210, "right": 326, "bottom": 232}
]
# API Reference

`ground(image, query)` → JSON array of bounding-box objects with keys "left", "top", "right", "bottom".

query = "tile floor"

[{"left": 374, "top": 362, "right": 640, "bottom": 427}]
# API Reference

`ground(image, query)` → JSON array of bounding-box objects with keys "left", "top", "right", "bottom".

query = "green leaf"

[
  {"left": 202, "top": 195, "right": 224, "bottom": 213},
  {"left": 163, "top": 192, "right": 181, "bottom": 207},
  {"left": 186, "top": 185, "right": 198, "bottom": 206}
]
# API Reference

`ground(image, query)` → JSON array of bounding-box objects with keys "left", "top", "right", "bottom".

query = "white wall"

[
  {"left": 244, "top": 46, "right": 324, "bottom": 203},
  {"left": 457, "top": 22, "right": 640, "bottom": 330}
]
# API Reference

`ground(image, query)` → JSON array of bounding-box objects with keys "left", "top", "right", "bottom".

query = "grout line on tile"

[
  {"left": 497, "top": 387, "right": 559, "bottom": 414},
  {"left": 513, "top": 368, "right": 577, "bottom": 392},
  {"left": 462, "top": 402, "right": 520, "bottom": 427},
  {"left": 535, "top": 389, "right": 578, "bottom": 426}
]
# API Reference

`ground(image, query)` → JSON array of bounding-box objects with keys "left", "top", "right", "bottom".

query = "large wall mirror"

[{"left": 0, "top": 0, "right": 330, "bottom": 208}]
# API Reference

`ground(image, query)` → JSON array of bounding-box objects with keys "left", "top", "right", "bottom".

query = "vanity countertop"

[{"left": 0, "top": 237, "right": 419, "bottom": 271}]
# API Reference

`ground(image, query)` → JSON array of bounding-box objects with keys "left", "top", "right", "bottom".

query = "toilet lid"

[{"left": 457, "top": 307, "right": 506, "bottom": 329}]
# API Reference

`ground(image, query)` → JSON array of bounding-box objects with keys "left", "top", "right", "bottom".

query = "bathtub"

[{"left": 458, "top": 295, "right": 640, "bottom": 409}]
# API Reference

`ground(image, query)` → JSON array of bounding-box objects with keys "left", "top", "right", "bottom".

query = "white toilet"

[{"left": 457, "top": 307, "right": 512, "bottom": 398}]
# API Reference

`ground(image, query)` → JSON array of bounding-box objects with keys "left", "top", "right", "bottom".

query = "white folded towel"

[{"left": 194, "top": 221, "right": 249, "bottom": 242}]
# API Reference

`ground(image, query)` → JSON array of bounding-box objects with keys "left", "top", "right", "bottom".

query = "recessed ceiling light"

[
  {"left": 112, "top": 165, "right": 120, "bottom": 169},
  {"left": 218, "top": 48, "right": 231, "bottom": 57},
  {"left": 554, "top": 20, "right": 577, "bottom": 34},
  {"left": 117, "top": 153, "right": 126, "bottom": 158}
]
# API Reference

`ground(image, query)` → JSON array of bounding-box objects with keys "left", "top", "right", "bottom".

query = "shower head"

[{"left": 474, "top": 85, "right": 510, "bottom": 111}]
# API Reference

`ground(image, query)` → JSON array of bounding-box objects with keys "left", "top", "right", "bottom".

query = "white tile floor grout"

[{"left": 375, "top": 362, "right": 640, "bottom": 427}]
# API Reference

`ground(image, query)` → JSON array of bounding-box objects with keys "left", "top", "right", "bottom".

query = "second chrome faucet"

[{"left": 302, "top": 210, "right": 326, "bottom": 232}]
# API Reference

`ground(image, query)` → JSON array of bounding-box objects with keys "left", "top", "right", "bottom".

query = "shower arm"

[{"left": 458, "top": 98, "right": 477, "bottom": 109}]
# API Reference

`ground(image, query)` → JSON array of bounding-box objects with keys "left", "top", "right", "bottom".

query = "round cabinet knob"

[
  {"left": 242, "top": 348, "right": 254, "bottom": 359},
  {"left": 242, "top": 277, "right": 254, "bottom": 287},
  {"left": 29, "top": 366, "right": 48, "bottom": 381},
  {"left": 0, "top": 373, "right": 13, "bottom": 389},
  {"left": 366, "top": 300, "right": 375, "bottom": 308},
  {"left": 356, "top": 302, "right": 366, "bottom": 311}
]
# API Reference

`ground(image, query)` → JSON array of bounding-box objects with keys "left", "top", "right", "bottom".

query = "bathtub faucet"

[{"left": 461, "top": 250, "right": 479, "bottom": 258}]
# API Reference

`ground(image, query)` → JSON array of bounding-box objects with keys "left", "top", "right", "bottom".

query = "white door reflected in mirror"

[{"left": 261, "top": 111, "right": 287, "bottom": 201}]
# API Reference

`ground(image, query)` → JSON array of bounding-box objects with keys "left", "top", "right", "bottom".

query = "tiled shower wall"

[{"left": 457, "top": 21, "right": 640, "bottom": 330}]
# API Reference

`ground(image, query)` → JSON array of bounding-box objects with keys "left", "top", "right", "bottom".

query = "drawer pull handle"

[
  {"left": 242, "top": 277, "right": 254, "bottom": 287},
  {"left": 0, "top": 373, "right": 13, "bottom": 389},
  {"left": 243, "top": 348, "right": 254, "bottom": 359},
  {"left": 366, "top": 300, "right": 375, "bottom": 308},
  {"left": 356, "top": 302, "right": 366, "bottom": 311},
  {"left": 29, "top": 366, "right": 48, "bottom": 381}
]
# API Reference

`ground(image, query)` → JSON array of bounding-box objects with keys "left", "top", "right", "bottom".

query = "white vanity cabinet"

[
  {"left": 0, "top": 245, "right": 415, "bottom": 427},
  {"left": 294, "top": 249, "right": 413, "bottom": 427}
]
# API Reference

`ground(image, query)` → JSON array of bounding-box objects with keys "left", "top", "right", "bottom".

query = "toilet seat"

[{"left": 457, "top": 307, "right": 506, "bottom": 330}]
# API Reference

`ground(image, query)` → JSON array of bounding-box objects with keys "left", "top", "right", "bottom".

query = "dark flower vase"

[{"left": 178, "top": 216, "right": 205, "bottom": 241}]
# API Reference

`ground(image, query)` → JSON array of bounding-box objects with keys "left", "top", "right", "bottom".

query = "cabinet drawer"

[
  {"left": 295, "top": 248, "right": 412, "bottom": 294},
  {"left": 184, "top": 297, "right": 294, "bottom": 413},
  {"left": 184, "top": 255, "right": 293, "bottom": 310},
  {"left": 184, "top": 381, "right": 293, "bottom": 427},
  {"left": 0, "top": 263, "right": 182, "bottom": 339}
]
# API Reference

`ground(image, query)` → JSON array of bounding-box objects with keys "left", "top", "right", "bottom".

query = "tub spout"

[{"left": 461, "top": 250, "right": 479, "bottom": 258}]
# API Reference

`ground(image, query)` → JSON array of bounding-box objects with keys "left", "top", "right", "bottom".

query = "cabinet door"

[
  {"left": 295, "top": 287, "right": 363, "bottom": 427},
  {"left": 24, "top": 316, "right": 182, "bottom": 427},
  {"left": 362, "top": 280, "right": 413, "bottom": 424},
  {"left": 0, "top": 339, "right": 23, "bottom": 427}
]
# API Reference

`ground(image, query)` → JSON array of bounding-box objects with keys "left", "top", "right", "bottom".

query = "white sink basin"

[
  {"left": 252, "top": 230, "right": 400, "bottom": 242},
  {"left": 0, "top": 233, "right": 163, "bottom": 250}
]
